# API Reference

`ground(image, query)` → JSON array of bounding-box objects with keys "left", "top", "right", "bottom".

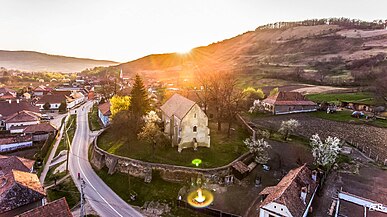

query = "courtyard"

[{"left": 97, "top": 122, "right": 249, "bottom": 168}]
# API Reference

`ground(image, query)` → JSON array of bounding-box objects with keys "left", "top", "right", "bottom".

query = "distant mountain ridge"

[{"left": 0, "top": 50, "right": 118, "bottom": 73}]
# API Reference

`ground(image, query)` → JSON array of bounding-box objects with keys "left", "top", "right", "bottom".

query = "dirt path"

[{"left": 39, "top": 115, "right": 69, "bottom": 184}]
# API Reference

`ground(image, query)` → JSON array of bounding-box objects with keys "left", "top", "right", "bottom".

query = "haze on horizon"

[{"left": 0, "top": 0, "right": 386, "bottom": 63}]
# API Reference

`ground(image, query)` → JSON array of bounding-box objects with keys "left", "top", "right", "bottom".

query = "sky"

[{"left": 0, "top": 0, "right": 386, "bottom": 62}]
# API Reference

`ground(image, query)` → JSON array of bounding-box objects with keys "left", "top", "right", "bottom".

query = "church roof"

[{"left": 160, "top": 94, "right": 196, "bottom": 119}]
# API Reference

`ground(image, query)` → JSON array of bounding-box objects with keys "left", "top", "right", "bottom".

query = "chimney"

[
  {"left": 312, "top": 170, "right": 317, "bottom": 182},
  {"left": 300, "top": 187, "right": 307, "bottom": 205}
]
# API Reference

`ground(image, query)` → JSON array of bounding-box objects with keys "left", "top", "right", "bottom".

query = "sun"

[{"left": 176, "top": 47, "right": 192, "bottom": 55}]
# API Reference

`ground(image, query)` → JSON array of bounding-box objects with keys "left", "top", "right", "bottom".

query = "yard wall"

[{"left": 91, "top": 132, "right": 252, "bottom": 183}]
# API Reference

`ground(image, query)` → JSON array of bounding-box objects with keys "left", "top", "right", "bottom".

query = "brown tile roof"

[
  {"left": 0, "top": 156, "right": 45, "bottom": 214},
  {"left": 0, "top": 87, "right": 16, "bottom": 95},
  {"left": 232, "top": 161, "right": 250, "bottom": 174},
  {"left": 98, "top": 102, "right": 111, "bottom": 116},
  {"left": 34, "top": 85, "right": 51, "bottom": 92},
  {"left": 0, "top": 155, "right": 31, "bottom": 175},
  {"left": 16, "top": 197, "right": 73, "bottom": 217},
  {"left": 0, "top": 101, "right": 39, "bottom": 118},
  {"left": 36, "top": 94, "right": 67, "bottom": 104},
  {"left": 24, "top": 123, "right": 57, "bottom": 134},
  {"left": 0, "top": 135, "right": 33, "bottom": 146},
  {"left": 5, "top": 110, "right": 41, "bottom": 123},
  {"left": 0, "top": 88, "right": 17, "bottom": 100},
  {"left": 262, "top": 91, "right": 317, "bottom": 106},
  {"left": 12, "top": 170, "right": 45, "bottom": 195},
  {"left": 260, "top": 164, "right": 318, "bottom": 217},
  {"left": 160, "top": 94, "right": 196, "bottom": 119}
]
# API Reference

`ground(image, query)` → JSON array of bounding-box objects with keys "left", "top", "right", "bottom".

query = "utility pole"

[{"left": 80, "top": 178, "right": 86, "bottom": 217}]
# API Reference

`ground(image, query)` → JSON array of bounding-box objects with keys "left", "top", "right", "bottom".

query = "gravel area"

[{"left": 250, "top": 113, "right": 387, "bottom": 163}]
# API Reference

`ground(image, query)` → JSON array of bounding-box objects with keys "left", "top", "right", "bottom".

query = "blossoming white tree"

[
  {"left": 278, "top": 119, "right": 300, "bottom": 140},
  {"left": 310, "top": 134, "right": 341, "bottom": 169},
  {"left": 244, "top": 137, "right": 271, "bottom": 164},
  {"left": 138, "top": 111, "right": 163, "bottom": 156}
]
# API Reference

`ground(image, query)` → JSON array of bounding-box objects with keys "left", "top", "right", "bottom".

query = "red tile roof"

[
  {"left": 0, "top": 101, "right": 39, "bottom": 118},
  {"left": 260, "top": 164, "right": 318, "bottom": 217},
  {"left": 0, "top": 155, "right": 32, "bottom": 175},
  {"left": 36, "top": 94, "right": 67, "bottom": 104},
  {"left": 24, "top": 123, "right": 57, "bottom": 134},
  {"left": 98, "top": 102, "right": 111, "bottom": 116},
  {"left": 16, "top": 197, "right": 73, "bottom": 217},
  {"left": 5, "top": 110, "right": 41, "bottom": 123},
  {"left": 0, "top": 156, "right": 45, "bottom": 214},
  {"left": 0, "top": 135, "right": 33, "bottom": 146},
  {"left": 262, "top": 92, "right": 317, "bottom": 106}
]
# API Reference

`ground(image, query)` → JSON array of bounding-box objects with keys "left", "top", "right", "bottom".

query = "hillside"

[
  {"left": 115, "top": 19, "right": 387, "bottom": 87},
  {"left": 0, "top": 50, "right": 117, "bottom": 73}
]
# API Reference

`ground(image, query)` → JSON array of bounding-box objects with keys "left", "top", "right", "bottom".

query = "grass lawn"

[
  {"left": 55, "top": 114, "right": 77, "bottom": 156},
  {"left": 47, "top": 176, "right": 80, "bottom": 208},
  {"left": 96, "top": 167, "right": 206, "bottom": 217},
  {"left": 306, "top": 92, "right": 375, "bottom": 105},
  {"left": 310, "top": 110, "right": 387, "bottom": 128},
  {"left": 98, "top": 122, "right": 249, "bottom": 168},
  {"left": 88, "top": 105, "right": 102, "bottom": 131}
]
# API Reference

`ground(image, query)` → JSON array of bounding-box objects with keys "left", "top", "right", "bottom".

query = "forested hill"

[{"left": 0, "top": 50, "right": 117, "bottom": 73}]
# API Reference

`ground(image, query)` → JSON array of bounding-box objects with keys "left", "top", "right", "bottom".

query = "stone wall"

[{"left": 91, "top": 133, "right": 251, "bottom": 183}]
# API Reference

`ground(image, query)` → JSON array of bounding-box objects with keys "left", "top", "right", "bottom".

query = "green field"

[
  {"left": 306, "top": 92, "right": 375, "bottom": 105},
  {"left": 55, "top": 114, "right": 77, "bottom": 156},
  {"left": 88, "top": 105, "right": 102, "bottom": 131},
  {"left": 98, "top": 122, "right": 249, "bottom": 168}
]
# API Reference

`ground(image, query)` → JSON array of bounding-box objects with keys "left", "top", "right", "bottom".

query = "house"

[
  {"left": 0, "top": 135, "right": 33, "bottom": 152},
  {"left": 33, "top": 85, "right": 51, "bottom": 96},
  {"left": 4, "top": 110, "right": 41, "bottom": 132},
  {"left": 16, "top": 197, "right": 73, "bottom": 217},
  {"left": 0, "top": 100, "right": 39, "bottom": 129},
  {"left": 0, "top": 87, "right": 17, "bottom": 100},
  {"left": 258, "top": 165, "right": 318, "bottom": 217},
  {"left": 261, "top": 92, "right": 317, "bottom": 115},
  {"left": 24, "top": 122, "right": 57, "bottom": 141},
  {"left": 98, "top": 102, "right": 111, "bottom": 127},
  {"left": 160, "top": 94, "right": 210, "bottom": 152},
  {"left": 35, "top": 94, "right": 67, "bottom": 110},
  {"left": 0, "top": 155, "right": 45, "bottom": 216}
]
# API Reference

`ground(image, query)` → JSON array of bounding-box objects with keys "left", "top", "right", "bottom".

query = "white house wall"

[
  {"left": 0, "top": 141, "right": 33, "bottom": 152},
  {"left": 6, "top": 121, "right": 40, "bottom": 130},
  {"left": 260, "top": 202, "right": 293, "bottom": 217}
]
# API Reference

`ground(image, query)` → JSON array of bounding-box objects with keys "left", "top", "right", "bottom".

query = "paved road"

[{"left": 68, "top": 101, "right": 143, "bottom": 217}]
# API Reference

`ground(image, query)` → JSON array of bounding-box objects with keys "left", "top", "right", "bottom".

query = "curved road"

[{"left": 68, "top": 101, "right": 143, "bottom": 217}]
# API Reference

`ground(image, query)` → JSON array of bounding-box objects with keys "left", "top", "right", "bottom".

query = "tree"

[
  {"left": 110, "top": 95, "right": 131, "bottom": 117},
  {"left": 243, "top": 87, "right": 265, "bottom": 109},
  {"left": 138, "top": 111, "right": 164, "bottom": 157},
  {"left": 310, "top": 134, "right": 341, "bottom": 169},
  {"left": 278, "top": 119, "right": 300, "bottom": 140},
  {"left": 244, "top": 137, "right": 271, "bottom": 164},
  {"left": 269, "top": 87, "right": 279, "bottom": 96},
  {"left": 43, "top": 102, "right": 51, "bottom": 110},
  {"left": 130, "top": 74, "right": 150, "bottom": 117},
  {"left": 58, "top": 101, "right": 67, "bottom": 112}
]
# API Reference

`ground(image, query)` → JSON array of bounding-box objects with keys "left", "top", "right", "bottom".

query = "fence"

[
  {"left": 177, "top": 200, "right": 241, "bottom": 217},
  {"left": 346, "top": 139, "right": 387, "bottom": 166}
]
